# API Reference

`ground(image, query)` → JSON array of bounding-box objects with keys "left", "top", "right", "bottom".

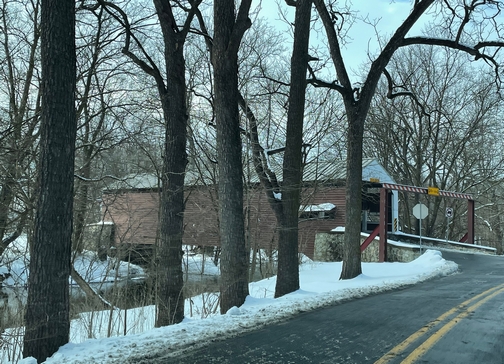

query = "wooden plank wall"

[{"left": 102, "top": 184, "right": 347, "bottom": 259}]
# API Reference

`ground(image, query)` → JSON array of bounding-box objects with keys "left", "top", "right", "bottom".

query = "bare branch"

[
  {"left": 382, "top": 68, "right": 429, "bottom": 117},
  {"left": 179, "top": 0, "right": 203, "bottom": 38},
  {"left": 307, "top": 77, "right": 344, "bottom": 92},
  {"left": 228, "top": 0, "right": 253, "bottom": 56},
  {"left": 402, "top": 37, "right": 481, "bottom": 56},
  {"left": 313, "top": 0, "right": 353, "bottom": 95},
  {"left": 400, "top": 37, "right": 503, "bottom": 88},
  {"left": 306, "top": 63, "right": 345, "bottom": 92},
  {"left": 95, "top": 0, "right": 164, "bottom": 88}
]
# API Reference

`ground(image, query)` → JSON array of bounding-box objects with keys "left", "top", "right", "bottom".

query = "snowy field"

[{"left": 3, "top": 247, "right": 459, "bottom": 364}]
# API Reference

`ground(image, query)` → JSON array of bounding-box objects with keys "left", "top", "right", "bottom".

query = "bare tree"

[
  {"left": 195, "top": 0, "right": 316, "bottom": 298},
  {"left": 274, "top": 0, "right": 312, "bottom": 298},
  {"left": 312, "top": 0, "right": 504, "bottom": 279},
  {"left": 365, "top": 45, "right": 504, "bottom": 241},
  {"left": 93, "top": 0, "right": 203, "bottom": 326},
  {"left": 212, "top": 0, "right": 252, "bottom": 313},
  {"left": 0, "top": 0, "right": 41, "bottom": 257},
  {"left": 23, "top": 0, "right": 76, "bottom": 360},
  {"left": 73, "top": 4, "right": 146, "bottom": 252},
  {"left": 474, "top": 182, "right": 504, "bottom": 254}
]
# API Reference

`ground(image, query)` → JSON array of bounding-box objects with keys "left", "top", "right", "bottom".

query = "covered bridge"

[{"left": 100, "top": 158, "right": 398, "bottom": 262}]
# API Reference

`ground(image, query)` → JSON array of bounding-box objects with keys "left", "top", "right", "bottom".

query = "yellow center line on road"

[
  {"left": 374, "top": 283, "right": 504, "bottom": 364},
  {"left": 401, "top": 285, "right": 504, "bottom": 363}
]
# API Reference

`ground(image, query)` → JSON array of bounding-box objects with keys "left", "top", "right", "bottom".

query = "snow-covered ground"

[
  {"left": 3, "top": 247, "right": 459, "bottom": 364},
  {"left": 0, "top": 236, "right": 147, "bottom": 364}
]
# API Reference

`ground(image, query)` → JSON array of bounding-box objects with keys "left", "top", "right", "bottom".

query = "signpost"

[
  {"left": 413, "top": 203, "right": 428, "bottom": 253},
  {"left": 445, "top": 207, "right": 453, "bottom": 243}
]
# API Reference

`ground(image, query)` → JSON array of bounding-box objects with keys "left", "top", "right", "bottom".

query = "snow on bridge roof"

[{"left": 104, "top": 158, "right": 394, "bottom": 192}]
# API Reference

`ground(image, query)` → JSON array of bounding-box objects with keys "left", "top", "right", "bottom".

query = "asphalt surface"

[{"left": 139, "top": 251, "right": 504, "bottom": 364}]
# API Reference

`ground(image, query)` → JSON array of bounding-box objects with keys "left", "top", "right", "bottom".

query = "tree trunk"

[
  {"left": 340, "top": 111, "right": 364, "bottom": 279},
  {"left": 23, "top": 0, "right": 76, "bottom": 360},
  {"left": 152, "top": 0, "right": 188, "bottom": 327},
  {"left": 72, "top": 155, "right": 92, "bottom": 253},
  {"left": 100, "top": 0, "right": 199, "bottom": 327},
  {"left": 214, "top": 59, "right": 250, "bottom": 313},
  {"left": 155, "top": 51, "right": 187, "bottom": 327},
  {"left": 274, "top": 0, "right": 312, "bottom": 298},
  {"left": 213, "top": 0, "right": 252, "bottom": 314},
  {"left": 0, "top": 180, "right": 15, "bottom": 247}
]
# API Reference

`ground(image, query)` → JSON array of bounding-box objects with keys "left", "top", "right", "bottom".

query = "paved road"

[{"left": 141, "top": 251, "right": 504, "bottom": 364}]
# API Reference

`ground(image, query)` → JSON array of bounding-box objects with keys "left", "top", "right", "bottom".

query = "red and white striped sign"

[{"left": 381, "top": 183, "right": 473, "bottom": 200}]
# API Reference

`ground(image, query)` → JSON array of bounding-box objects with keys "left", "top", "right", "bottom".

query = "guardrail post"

[
  {"left": 468, "top": 199, "right": 475, "bottom": 244},
  {"left": 379, "top": 188, "right": 388, "bottom": 262}
]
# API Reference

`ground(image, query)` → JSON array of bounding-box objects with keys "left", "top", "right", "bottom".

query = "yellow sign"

[
  {"left": 428, "top": 186, "right": 439, "bottom": 196},
  {"left": 370, "top": 178, "right": 380, "bottom": 183}
]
